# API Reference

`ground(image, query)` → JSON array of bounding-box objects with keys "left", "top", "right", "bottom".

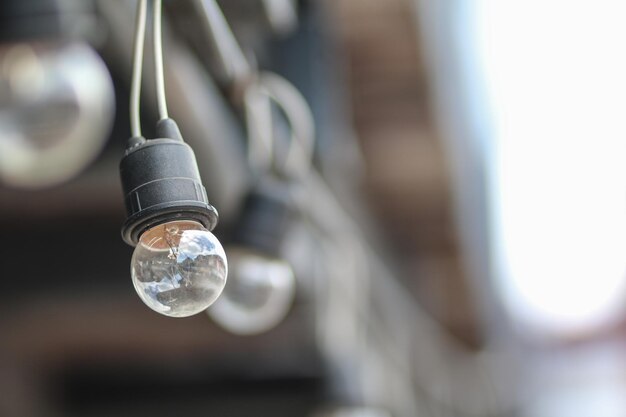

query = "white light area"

[{"left": 474, "top": 0, "right": 626, "bottom": 334}]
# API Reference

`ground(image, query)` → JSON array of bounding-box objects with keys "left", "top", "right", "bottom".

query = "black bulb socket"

[
  {"left": 120, "top": 118, "right": 218, "bottom": 246},
  {"left": 234, "top": 177, "right": 295, "bottom": 256}
]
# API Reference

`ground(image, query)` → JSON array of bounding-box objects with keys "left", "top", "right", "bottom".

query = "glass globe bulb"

[
  {"left": 208, "top": 247, "right": 295, "bottom": 335},
  {"left": 0, "top": 42, "right": 114, "bottom": 188},
  {"left": 131, "top": 220, "right": 228, "bottom": 318}
]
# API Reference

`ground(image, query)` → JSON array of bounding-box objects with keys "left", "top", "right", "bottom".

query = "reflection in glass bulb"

[
  {"left": 131, "top": 220, "right": 228, "bottom": 318},
  {"left": 208, "top": 247, "right": 295, "bottom": 335}
]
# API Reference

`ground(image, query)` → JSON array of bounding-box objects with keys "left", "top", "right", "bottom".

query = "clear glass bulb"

[
  {"left": 0, "top": 42, "right": 114, "bottom": 188},
  {"left": 208, "top": 247, "right": 295, "bottom": 335},
  {"left": 131, "top": 220, "right": 228, "bottom": 318}
]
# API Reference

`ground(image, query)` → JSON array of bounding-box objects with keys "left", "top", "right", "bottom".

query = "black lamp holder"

[
  {"left": 119, "top": 118, "right": 218, "bottom": 246},
  {"left": 233, "top": 177, "right": 295, "bottom": 256}
]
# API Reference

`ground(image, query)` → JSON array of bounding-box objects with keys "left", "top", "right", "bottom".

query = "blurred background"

[{"left": 1, "top": 0, "right": 626, "bottom": 416}]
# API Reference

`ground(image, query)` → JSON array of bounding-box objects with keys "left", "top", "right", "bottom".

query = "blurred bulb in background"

[
  {"left": 0, "top": 41, "right": 114, "bottom": 188},
  {"left": 132, "top": 220, "right": 228, "bottom": 318},
  {"left": 209, "top": 246, "right": 295, "bottom": 335},
  {"left": 208, "top": 179, "right": 297, "bottom": 334}
]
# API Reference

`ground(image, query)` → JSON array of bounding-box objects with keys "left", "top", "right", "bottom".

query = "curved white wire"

[
  {"left": 257, "top": 72, "right": 316, "bottom": 179},
  {"left": 243, "top": 73, "right": 316, "bottom": 179},
  {"left": 153, "top": 0, "right": 168, "bottom": 120},
  {"left": 130, "top": 0, "right": 148, "bottom": 137}
]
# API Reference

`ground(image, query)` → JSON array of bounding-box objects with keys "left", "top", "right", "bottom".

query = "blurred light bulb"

[
  {"left": 0, "top": 41, "right": 114, "bottom": 188},
  {"left": 131, "top": 220, "right": 228, "bottom": 318},
  {"left": 208, "top": 247, "right": 295, "bottom": 335}
]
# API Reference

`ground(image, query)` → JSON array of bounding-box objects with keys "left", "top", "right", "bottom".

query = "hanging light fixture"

[
  {"left": 208, "top": 76, "right": 315, "bottom": 335},
  {"left": 119, "top": 0, "right": 227, "bottom": 318},
  {"left": 209, "top": 177, "right": 296, "bottom": 335}
]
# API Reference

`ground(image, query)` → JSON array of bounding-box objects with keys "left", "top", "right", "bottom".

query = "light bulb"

[
  {"left": 0, "top": 42, "right": 114, "bottom": 188},
  {"left": 131, "top": 220, "right": 228, "bottom": 318},
  {"left": 208, "top": 247, "right": 295, "bottom": 335}
]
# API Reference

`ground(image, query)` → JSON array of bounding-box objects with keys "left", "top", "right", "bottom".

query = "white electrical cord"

[
  {"left": 195, "top": 0, "right": 252, "bottom": 84},
  {"left": 130, "top": 0, "right": 147, "bottom": 138},
  {"left": 153, "top": 0, "right": 168, "bottom": 120},
  {"left": 130, "top": 0, "right": 169, "bottom": 137},
  {"left": 258, "top": 72, "right": 315, "bottom": 179},
  {"left": 244, "top": 73, "right": 316, "bottom": 179}
]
